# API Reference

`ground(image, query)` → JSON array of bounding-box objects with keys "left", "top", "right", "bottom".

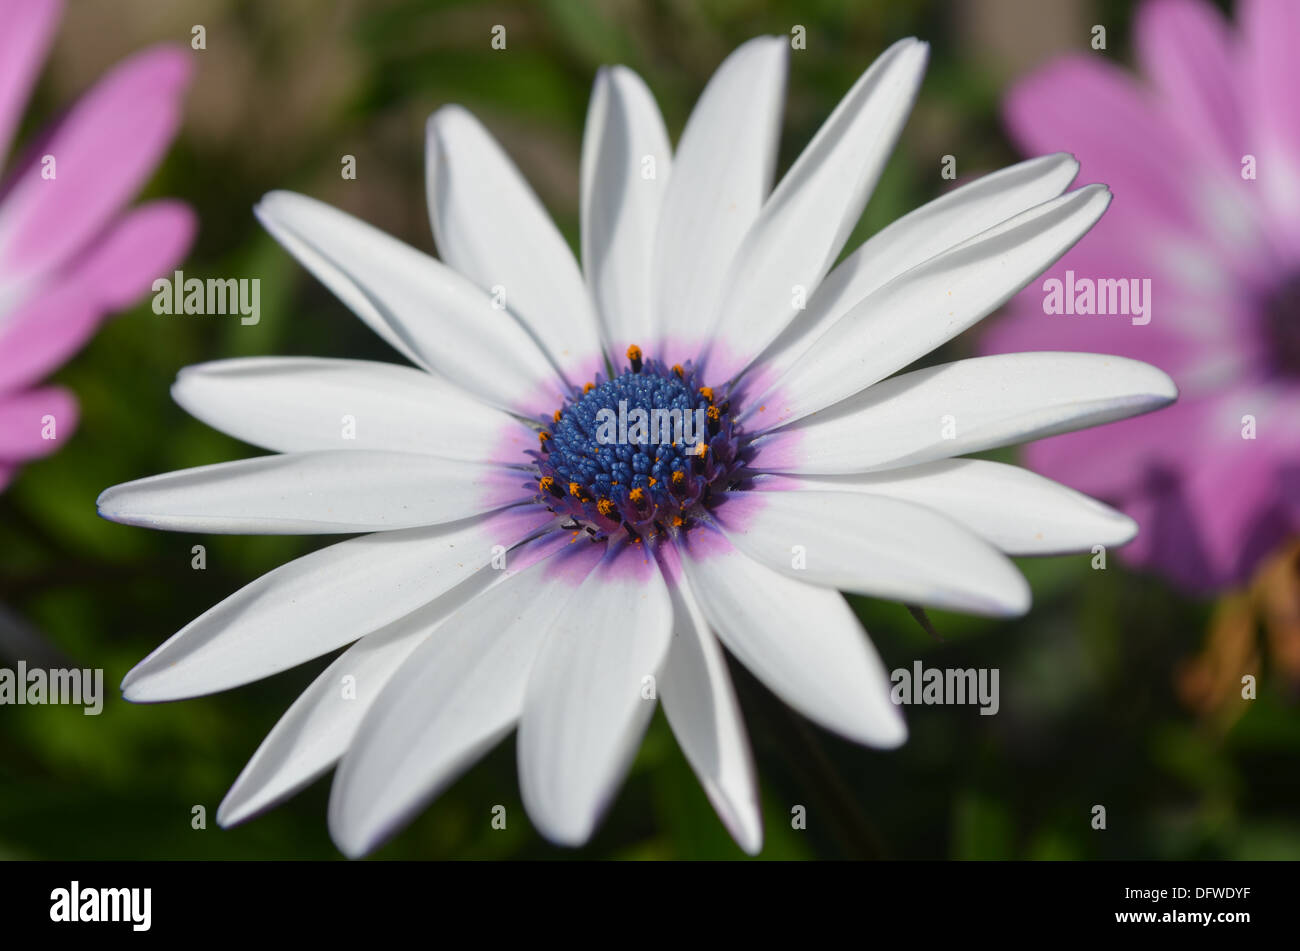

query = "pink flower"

[
  {"left": 0, "top": 0, "right": 195, "bottom": 492},
  {"left": 981, "top": 0, "right": 1300, "bottom": 592}
]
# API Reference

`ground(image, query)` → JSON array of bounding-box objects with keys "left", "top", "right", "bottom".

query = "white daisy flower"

[{"left": 98, "top": 36, "right": 1176, "bottom": 857}]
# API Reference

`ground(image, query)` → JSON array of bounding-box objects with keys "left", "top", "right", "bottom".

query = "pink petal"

[
  {"left": 1116, "top": 482, "right": 1217, "bottom": 590},
  {"left": 0, "top": 200, "right": 195, "bottom": 394},
  {"left": 1135, "top": 0, "right": 1244, "bottom": 165},
  {"left": 1240, "top": 0, "right": 1300, "bottom": 254},
  {"left": 1021, "top": 397, "right": 1208, "bottom": 501},
  {"left": 0, "top": 0, "right": 60, "bottom": 166},
  {"left": 1025, "top": 386, "right": 1300, "bottom": 590},
  {"left": 75, "top": 198, "right": 195, "bottom": 309},
  {"left": 980, "top": 234, "right": 1211, "bottom": 379},
  {"left": 0, "top": 384, "right": 78, "bottom": 462},
  {"left": 0, "top": 45, "right": 191, "bottom": 281},
  {"left": 1241, "top": 0, "right": 1300, "bottom": 159},
  {"left": 1003, "top": 55, "right": 1195, "bottom": 233},
  {"left": 0, "top": 282, "right": 95, "bottom": 396},
  {"left": 982, "top": 307, "right": 1206, "bottom": 385},
  {"left": 1179, "top": 445, "right": 1298, "bottom": 588}
]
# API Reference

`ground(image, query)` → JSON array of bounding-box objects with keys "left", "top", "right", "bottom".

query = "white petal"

[
  {"left": 326, "top": 543, "right": 597, "bottom": 858},
  {"left": 172, "top": 357, "right": 532, "bottom": 463},
  {"left": 580, "top": 66, "right": 672, "bottom": 360},
  {"left": 255, "top": 190, "right": 563, "bottom": 415},
  {"left": 119, "top": 508, "right": 551, "bottom": 701},
  {"left": 427, "top": 105, "right": 602, "bottom": 380},
  {"left": 679, "top": 533, "right": 904, "bottom": 747},
  {"left": 518, "top": 544, "right": 673, "bottom": 847},
  {"left": 653, "top": 36, "right": 788, "bottom": 362},
  {"left": 706, "top": 39, "right": 928, "bottom": 382},
  {"left": 711, "top": 489, "right": 1030, "bottom": 616},
  {"left": 217, "top": 570, "right": 498, "bottom": 827},
  {"left": 758, "top": 459, "right": 1137, "bottom": 556},
  {"left": 752, "top": 352, "right": 1178, "bottom": 474},
  {"left": 746, "top": 185, "right": 1112, "bottom": 428},
  {"left": 660, "top": 570, "right": 762, "bottom": 854},
  {"left": 96, "top": 451, "right": 529, "bottom": 534},
  {"left": 754, "top": 153, "right": 1080, "bottom": 384}
]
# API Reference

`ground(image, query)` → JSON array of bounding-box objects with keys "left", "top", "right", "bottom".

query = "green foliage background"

[{"left": 2, "top": 0, "right": 1295, "bottom": 860}]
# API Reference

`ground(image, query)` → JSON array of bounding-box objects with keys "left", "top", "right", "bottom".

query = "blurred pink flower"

[
  {"left": 982, "top": 0, "right": 1300, "bottom": 592},
  {"left": 0, "top": 0, "right": 194, "bottom": 492}
]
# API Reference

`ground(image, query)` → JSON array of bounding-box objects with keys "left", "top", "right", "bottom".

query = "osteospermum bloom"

[
  {"left": 0, "top": 0, "right": 194, "bottom": 491},
  {"left": 982, "top": 0, "right": 1300, "bottom": 591},
  {"left": 99, "top": 36, "right": 1176, "bottom": 856}
]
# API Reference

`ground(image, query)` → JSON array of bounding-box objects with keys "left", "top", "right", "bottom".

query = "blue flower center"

[{"left": 531, "top": 347, "right": 747, "bottom": 540}]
